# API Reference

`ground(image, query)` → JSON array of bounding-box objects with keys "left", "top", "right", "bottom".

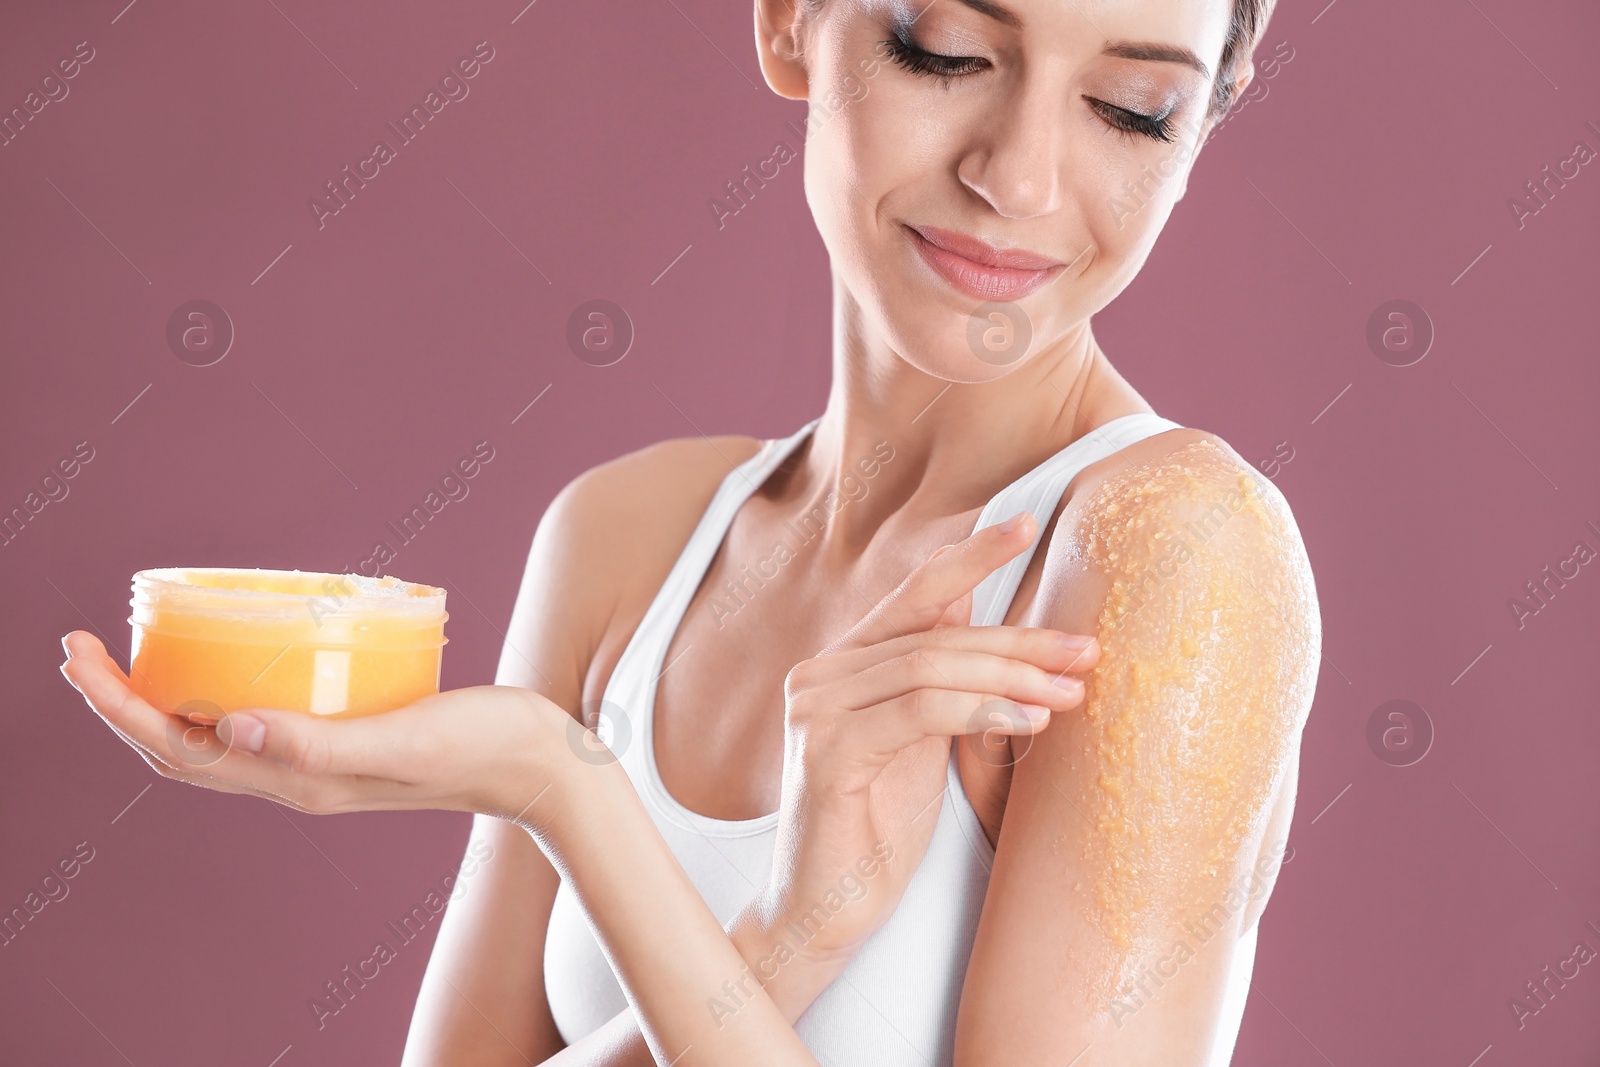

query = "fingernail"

[
  {"left": 218, "top": 714, "right": 265, "bottom": 753},
  {"left": 997, "top": 512, "right": 1027, "bottom": 535},
  {"left": 60, "top": 635, "right": 74, "bottom": 658},
  {"left": 1013, "top": 702, "right": 1050, "bottom": 724},
  {"left": 1050, "top": 675, "right": 1084, "bottom": 693},
  {"left": 1057, "top": 633, "right": 1094, "bottom": 651}
]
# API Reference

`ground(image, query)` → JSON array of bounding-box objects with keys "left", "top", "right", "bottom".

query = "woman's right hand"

[{"left": 729, "top": 510, "right": 1100, "bottom": 1018}]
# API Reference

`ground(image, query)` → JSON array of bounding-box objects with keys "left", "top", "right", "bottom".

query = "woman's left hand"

[{"left": 57, "top": 630, "right": 567, "bottom": 825}]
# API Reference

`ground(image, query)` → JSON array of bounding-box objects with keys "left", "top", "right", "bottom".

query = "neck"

[{"left": 777, "top": 293, "right": 1149, "bottom": 561}]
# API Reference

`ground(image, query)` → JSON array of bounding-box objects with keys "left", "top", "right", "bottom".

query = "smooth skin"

[
  {"left": 63, "top": 0, "right": 1322, "bottom": 1062},
  {"left": 61, "top": 515, "right": 1090, "bottom": 1066}
]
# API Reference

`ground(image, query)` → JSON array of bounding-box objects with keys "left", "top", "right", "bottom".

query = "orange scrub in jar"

[{"left": 127, "top": 568, "right": 448, "bottom": 719}]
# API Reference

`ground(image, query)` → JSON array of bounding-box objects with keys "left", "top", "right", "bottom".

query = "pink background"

[{"left": 3, "top": 0, "right": 1598, "bottom": 1063}]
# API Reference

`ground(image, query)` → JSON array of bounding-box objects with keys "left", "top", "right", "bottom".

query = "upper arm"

[
  {"left": 402, "top": 458, "right": 647, "bottom": 1064},
  {"left": 403, "top": 435, "right": 760, "bottom": 1064},
  {"left": 953, "top": 437, "right": 1321, "bottom": 1064}
]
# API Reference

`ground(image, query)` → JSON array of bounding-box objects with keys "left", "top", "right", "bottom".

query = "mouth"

[{"left": 905, "top": 223, "right": 1066, "bottom": 301}]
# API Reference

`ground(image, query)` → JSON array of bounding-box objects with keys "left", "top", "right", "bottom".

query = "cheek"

[
  {"left": 1076, "top": 135, "right": 1197, "bottom": 298},
  {"left": 1084, "top": 131, "right": 1193, "bottom": 247},
  {"left": 803, "top": 81, "right": 955, "bottom": 322},
  {"left": 805, "top": 77, "right": 945, "bottom": 250}
]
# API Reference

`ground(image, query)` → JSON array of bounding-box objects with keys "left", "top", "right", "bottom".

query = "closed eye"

[
  {"left": 1087, "top": 98, "right": 1177, "bottom": 143},
  {"left": 882, "top": 27, "right": 989, "bottom": 84}
]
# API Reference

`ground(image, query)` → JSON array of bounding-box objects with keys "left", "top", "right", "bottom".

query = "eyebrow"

[
  {"left": 1101, "top": 41, "right": 1211, "bottom": 79},
  {"left": 950, "top": 0, "right": 1024, "bottom": 30},
  {"left": 947, "top": 0, "right": 1212, "bottom": 80}
]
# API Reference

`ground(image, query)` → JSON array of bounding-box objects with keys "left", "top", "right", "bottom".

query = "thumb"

[
  {"left": 214, "top": 711, "right": 268, "bottom": 754},
  {"left": 927, "top": 544, "right": 969, "bottom": 628},
  {"left": 215, "top": 709, "right": 336, "bottom": 776},
  {"left": 834, "top": 517, "right": 1034, "bottom": 653},
  {"left": 935, "top": 594, "right": 972, "bottom": 629}
]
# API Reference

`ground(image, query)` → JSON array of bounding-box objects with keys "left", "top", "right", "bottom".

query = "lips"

[{"left": 906, "top": 223, "right": 1066, "bottom": 301}]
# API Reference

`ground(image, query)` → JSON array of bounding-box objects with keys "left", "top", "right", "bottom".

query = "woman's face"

[{"left": 784, "top": 0, "right": 1239, "bottom": 381}]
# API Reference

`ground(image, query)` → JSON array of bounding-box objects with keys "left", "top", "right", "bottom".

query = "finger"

[
  {"left": 170, "top": 712, "right": 402, "bottom": 813},
  {"left": 215, "top": 688, "right": 494, "bottom": 782},
  {"left": 83, "top": 690, "right": 262, "bottom": 793},
  {"left": 213, "top": 705, "right": 404, "bottom": 778},
  {"left": 59, "top": 644, "right": 168, "bottom": 767},
  {"left": 928, "top": 547, "right": 968, "bottom": 630},
  {"left": 847, "top": 688, "right": 1053, "bottom": 762},
  {"left": 828, "top": 513, "right": 1040, "bottom": 653},
  {"left": 114, "top": 732, "right": 287, "bottom": 801},
  {"left": 796, "top": 624, "right": 1099, "bottom": 689},
  {"left": 61, "top": 643, "right": 390, "bottom": 811},
  {"left": 61, "top": 641, "right": 180, "bottom": 757},
  {"left": 61, "top": 629, "right": 113, "bottom": 660},
  {"left": 209, "top": 698, "right": 529, "bottom": 815},
  {"left": 831, "top": 647, "right": 1087, "bottom": 720},
  {"left": 61, "top": 647, "right": 226, "bottom": 777}
]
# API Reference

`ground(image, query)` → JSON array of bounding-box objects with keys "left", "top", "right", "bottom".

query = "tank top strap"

[{"left": 966, "top": 412, "right": 1185, "bottom": 629}]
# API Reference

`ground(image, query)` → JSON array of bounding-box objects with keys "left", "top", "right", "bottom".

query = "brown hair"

[{"left": 1211, "top": 0, "right": 1277, "bottom": 119}]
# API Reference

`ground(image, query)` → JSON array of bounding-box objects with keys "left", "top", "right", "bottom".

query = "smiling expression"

[{"left": 771, "top": 0, "right": 1246, "bottom": 379}]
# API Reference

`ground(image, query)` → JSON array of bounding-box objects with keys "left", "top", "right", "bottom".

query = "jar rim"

[{"left": 130, "top": 567, "right": 447, "bottom": 622}]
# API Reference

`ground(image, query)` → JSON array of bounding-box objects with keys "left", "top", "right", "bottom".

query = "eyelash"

[
  {"left": 1089, "top": 100, "right": 1178, "bottom": 144},
  {"left": 881, "top": 27, "right": 988, "bottom": 85},
  {"left": 881, "top": 27, "right": 1178, "bottom": 144}
]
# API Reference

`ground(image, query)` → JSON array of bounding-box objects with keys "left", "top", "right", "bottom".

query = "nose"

[{"left": 955, "top": 79, "right": 1063, "bottom": 220}]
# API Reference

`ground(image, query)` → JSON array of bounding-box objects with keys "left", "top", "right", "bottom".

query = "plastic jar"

[{"left": 128, "top": 568, "right": 448, "bottom": 719}]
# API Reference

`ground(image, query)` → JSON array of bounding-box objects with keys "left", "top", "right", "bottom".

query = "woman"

[{"left": 59, "top": 0, "right": 1320, "bottom": 1062}]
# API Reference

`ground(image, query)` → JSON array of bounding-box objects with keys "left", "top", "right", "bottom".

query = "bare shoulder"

[
  {"left": 505, "top": 432, "right": 766, "bottom": 704},
  {"left": 1065, "top": 425, "right": 1295, "bottom": 530},
  {"left": 550, "top": 432, "right": 767, "bottom": 550},
  {"left": 1051, "top": 425, "right": 1318, "bottom": 633},
  {"left": 541, "top": 430, "right": 767, "bottom": 621},
  {"left": 1050, "top": 424, "right": 1321, "bottom": 709}
]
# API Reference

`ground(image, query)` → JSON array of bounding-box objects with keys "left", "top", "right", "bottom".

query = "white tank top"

[{"left": 543, "top": 412, "right": 1259, "bottom": 1065}]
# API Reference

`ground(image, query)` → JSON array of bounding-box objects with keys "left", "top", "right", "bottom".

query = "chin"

[{"left": 875, "top": 290, "right": 1042, "bottom": 384}]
